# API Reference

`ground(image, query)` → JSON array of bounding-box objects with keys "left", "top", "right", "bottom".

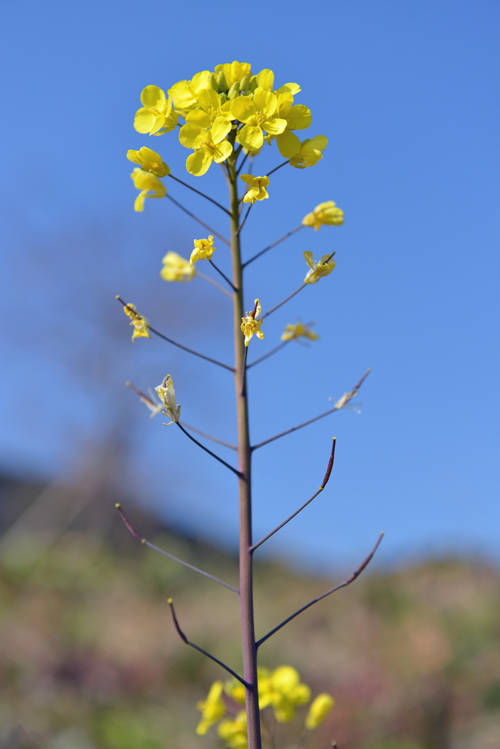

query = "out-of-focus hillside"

[{"left": 0, "top": 477, "right": 499, "bottom": 749}]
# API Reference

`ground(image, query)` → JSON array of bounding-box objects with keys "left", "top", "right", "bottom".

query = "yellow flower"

[
  {"left": 196, "top": 681, "right": 226, "bottom": 736},
  {"left": 215, "top": 61, "right": 251, "bottom": 89},
  {"left": 123, "top": 303, "right": 150, "bottom": 341},
  {"left": 217, "top": 710, "right": 248, "bottom": 749},
  {"left": 259, "top": 666, "right": 311, "bottom": 723},
  {"left": 240, "top": 175, "right": 270, "bottom": 204},
  {"left": 231, "top": 88, "right": 287, "bottom": 152},
  {"left": 161, "top": 252, "right": 196, "bottom": 282},
  {"left": 303, "top": 251, "right": 336, "bottom": 284},
  {"left": 269, "top": 92, "right": 312, "bottom": 158},
  {"left": 185, "top": 88, "right": 233, "bottom": 128},
  {"left": 134, "top": 86, "right": 178, "bottom": 135},
  {"left": 130, "top": 168, "right": 166, "bottom": 212},
  {"left": 302, "top": 201, "right": 344, "bottom": 230},
  {"left": 289, "top": 135, "right": 328, "bottom": 168},
  {"left": 281, "top": 320, "right": 319, "bottom": 342},
  {"left": 169, "top": 71, "right": 216, "bottom": 116},
  {"left": 305, "top": 693, "right": 335, "bottom": 730},
  {"left": 127, "top": 147, "right": 170, "bottom": 178},
  {"left": 179, "top": 119, "right": 233, "bottom": 176},
  {"left": 190, "top": 235, "right": 215, "bottom": 266},
  {"left": 154, "top": 374, "right": 181, "bottom": 425},
  {"left": 241, "top": 299, "right": 265, "bottom": 346}
]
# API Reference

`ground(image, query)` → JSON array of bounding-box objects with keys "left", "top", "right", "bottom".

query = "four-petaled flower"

[
  {"left": 155, "top": 374, "right": 181, "bottom": 425},
  {"left": 123, "top": 303, "right": 150, "bottom": 341},
  {"left": 240, "top": 174, "right": 270, "bottom": 204},
  {"left": 134, "top": 86, "right": 178, "bottom": 135},
  {"left": 303, "top": 251, "right": 336, "bottom": 284},
  {"left": 231, "top": 88, "right": 287, "bottom": 152},
  {"left": 161, "top": 252, "right": 196, "bottom": 282},
  {"left": 179, "top": 119, "right": 233, "bottom": 176},
  {"left": 281, "top": 320, "right": 319, "bottom": 342},
  {"left": 190, "top": 236, "right": 215, "bottom": 266},
  {"left": 304, "top": 693, "right": 335, "bottom": 730},
  {"left": 127, "top": 147, "right": 170, "bottom": 178},
  {"left": 302, "top": 201, "right": 344, "bottom": 230},
  {"left": 196, "top": 681, "right": 226, "bottom": 736},
  {"left": 290, "top": 135, "right": 328, "bottom": 168},
  {"left": 241, "top": 299, "right": 265, "bottom": 346},
  {"left": 130, "top": 168, "right": 166, "bottom": 212}
]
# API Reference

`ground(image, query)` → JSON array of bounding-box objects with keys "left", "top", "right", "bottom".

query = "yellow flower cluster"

[
  {"left": 160, "top": 252, "right": 196, "bottom": 282},
  {"left": 302, "top": 201, "right": 344, "bottom": 230},
  {"left": 196, "top": 666, "right": 334, "bottom": 747},
  {"left": 190, "top": 235, "right": 216, "bottom": 266},
  {"left": 131, "top": 62, "right": 328, "bottom": 177},
  {"left": 281, "top": 320, "right": 319, "bottom": 342}
]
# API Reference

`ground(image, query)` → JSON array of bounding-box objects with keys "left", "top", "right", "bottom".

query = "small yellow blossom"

[
  {"left": 130, "top": 168, "right": 166, "bottom": 212},
  {"left": 290, "top": 135, "right": 328, "bottom": 168},
  {"left": 169, "top": 71, "right": 217, "bottom": 115},
  {"left": 305, "top": 693, "right": 335, "bottom": 730},
  {"left": 155, "top": 374, "right": 181, "bottom": 425},
  {"left": 190, "top": 236, "right": 215, "bottom": 266},
  {"left": 281, "top": 320, "right": 319, "bottom": 342},
  {"left": 134, "top": 86, "right": 178, "bottom": 135},
  {"left": 266, "top": 666, "right": 312, "bottom": 723},
  {"left": 179, "top": 119, "right": 233, "bottom": 176},
  {"left": 125, "top": 381, "right": 163, "bottom": 418},
  {"left": 123, "top": 303, "right": 150, "bottom": 341},
  {"left": 185, "top": 88, "right": 233, "bottom": 128},
  {"left": 196, "top": 681, "right": 226, "bottom": 736},
  {"left": 303, "top": 251, "right": 336, "bottom": 284},
  {"left": 161, "top": 252, "right": 196, "bottom": 282},
  {"left": 240, "top": 174, "right": 270, "bottom": 204},
  {"left": 241, "top": 299, "right": 264, "bottom": 346},
  {"left": 231, "top": 88, "right": 287, "bottom": 152},
  {"left": 217, "top": 710, "right": 248, "bottom": 749},
  {"left": 127, "top": 147, "right": 170, "bottom": 177},
  {"left": 302, "top": 201, "right": 344, "bottom": 230}
]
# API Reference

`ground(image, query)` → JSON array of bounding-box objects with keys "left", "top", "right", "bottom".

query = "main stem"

[{"left": 228, "top": 154, "right": 262, "bottom": 749}]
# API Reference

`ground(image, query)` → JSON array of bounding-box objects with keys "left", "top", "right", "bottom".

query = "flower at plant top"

[
  {"left": 215, "top": 61, "right": 251, "bottom": 88},
  {"left": 190, "top": 235, "right": 215, "bottom": 266},
  {"left": 305, "top": 693, "right": 335, "bottom": 730},
  {"left": 217, "top": 710, "right": 248, "bottom": 749},
  {"left": 169, "top": 71, "right": 218, "bottom": 116},
  {"left": 127, "top": 147, "right": 170, "bottom": 177},
  {"left": 155, "top": 374, "right": 181, "bottom": 425},
  {"left": 302, "top": 201, "right": 344, "bottom": 230},
  {"left": 261, "top": 666, "right": 312, "bottom": 723},
  {"left": 303, "top": 251, "right": 336, "bottom": 284},
  {"left": 281, "top": 320, "right": 319, "bottom": 342},
  {"left": 161, "top": 252, "right": 196, "bottom": 282},
  {"left": 240, "top": 174, "right": 270, "bottom": 204},
  {"left": 179, "top": 119, "right": 233, "bottom": 176},
  {"left": 123, "top": 303, "right": 150, "bottom": 341},
  {"left": 134, "top": 86, "right": 178, "bottom": 135},
  {"left": 185, "top": 88, "right": 233, "bottom": 129},
  {"left": 289, "top": 135, "right": 328, "bottom": 168},
  {"left": 125, "top": 381, "right": 163, "bottom": 418},
  {"left": 241, "top": 299, "right": 265, "bottom": 346},
  {"left": 130, "top": 168, "right": 166, "bottom": 212},
  {"left": 268, "top": 90, "right": 312, "bottom": 158},
  {"left": 231, "top": 88, "right": 287, "bottom": 152},
  {"left": 195, "top": 681, "right": 226, "bottom": 736}
]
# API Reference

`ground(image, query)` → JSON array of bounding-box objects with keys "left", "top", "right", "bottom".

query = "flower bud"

[
  {"left": 239, "top": 74, "right": 251, "bottom": 92},
  {"left": 209, "top": 73, "right": 220, "bottom": 93},
  {"left": 228, "top": 81, "right": 240, "bottom": 99},
  {"left": 219, "top": 92, "right": 227, "bottom": 105},
  {"left": 216, "top": 70, "right": 227, "bottom": 90}
]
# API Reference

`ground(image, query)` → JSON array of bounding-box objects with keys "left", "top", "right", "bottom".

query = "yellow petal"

[
  {"left": 212, "top": 139, "right": 233, "bottom": 163},
  {"left": 263, "top": 117, "right": 287, "bottom": 135},
  {"left": 256, "top": 68, "right": 275, "bottom": 91},
  {"left": 179, "top": 123, "right": 205, "bottom": 149},
  {"left": 140, "top": 85, "right": 165, "bottom": 108},
  {"left": 253, "top": 88, "right": 277, "bottom": 117},
  {"left": 238, "top": 124, "right": 263, "bottom": 151},
  {"left": 231, "top": 96, "right": 256, "bottom": 123},
  {"left": 276, "top": 131, "right": 301, "bottom": 158},
  {"left": 198, "top": 87, "right": 220, "bottom": 112},
  {"left": 287, "top": 104, "right": 312, "bottom": 130},
  {"left": 210, "top": 116, "right": 232, "bottom": 143},
  {"left": 134, "top": 107, "right": 156, "bottom": 134},
  {"left": 186, "top": 149, "right": 212, "bottom": 176},
  {"left": 186, "top": 110, "right": 212, "bottom": 128}
]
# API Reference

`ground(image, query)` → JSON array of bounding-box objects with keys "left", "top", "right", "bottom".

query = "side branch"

[
  {"left": 237, "top": 204, "right": 253, "bottom": 236},
  {"left": 209, "top": 259, "right": 237, "bottom": 292},
  {"left": 181, "top": 421, "right": 237, "bottom": 451},
  {"left": 252, "top": 369, "right": 371, "bottom": 450},
  {"left": 260, "top": 284, "right": 307, "bottom": 321},
  {"left": 176, "top": 422, "right": 243, "bottom": 478},
  {"left": 115, "top": 504, "right": 238, "bottom": 593},
  {"left": 116, "top": 297, "right": 234, "bottom": 372},
  {"left": 266, "top": 160, "right": 289, "bottom": 177},
  {"left": 243, "top": 225, "right": 303, "bottom": 268},
  {"left": 168, "top": 599, "right": 250, "bottom": 688},
  {"left": 250, "top": 438, "right": 336, "bottom": 552},
  {"left": 166, "top": 194, "right": 230, "bottom": 246},
  {"left": 256, "top": 532, "right": 385, "bottom": 648},
  {"left": 167, "top": 174, "right": 232, "bottom": 217}
]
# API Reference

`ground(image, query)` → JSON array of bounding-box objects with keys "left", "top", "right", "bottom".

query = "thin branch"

[
  {"left": 167, "top": 174, "right": 231, "bottom": 216},
  {"left": 208, "top": 259, "right": 237, "bottom": 292},
  {"left": 260, "top": 284, "right": 307, "bottom": 321},
  {"left": 115, "top": 504, "right": 238, "bottom": 593},
  {"left": 166, "top": 194, "right": 230, "bottom": 246},
  {"left": 237, "top": 203, "right": 253, "bottom": 235},
  {"left": 196, "top": 270, "right": 233, "bottom": 300},
  {"left": 256, "top": 532, "right": 385, "bottom": 648},
  {"left": 176, "top": 422, "right": 243, "bottom": 478},
  {"left": 266, "top": 160, "right": 289, "bottom": 177},
  {"left": 250, "top": 439, "right": 336, "bottom": 552},
  {"left": 180, "top": 421, "right": 237, "bottom": 450},
  {"left": 168, "top": 599, "right": 250, "bottom": 687},
  {"left": 236, "top": 149, "right": 250, "bottom": 176},
  {"left": 247, "top": 340, "right": 289, "bottom": 369},
  {"left": 243, "top": 225, "right": 304, "bottom": 268},
  {"left": 252, "top": 369, "right": 371, "bottom": 450},
  {"left": 116, "top": 297, "right": 234, "bottom": 372}
]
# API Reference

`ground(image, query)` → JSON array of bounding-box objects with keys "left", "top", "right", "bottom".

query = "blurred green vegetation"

[{"left": 1, "top": 517, "right": 499, "bottom": 749}]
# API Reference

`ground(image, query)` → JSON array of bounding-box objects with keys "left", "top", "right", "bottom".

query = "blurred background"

[{"left": 1, "top": 1, "right": 499, "bottom": 747}]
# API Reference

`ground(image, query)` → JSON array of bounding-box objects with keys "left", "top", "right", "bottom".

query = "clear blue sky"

[{"left": 1, "top": 0, "right": 499, "bottom": 570}]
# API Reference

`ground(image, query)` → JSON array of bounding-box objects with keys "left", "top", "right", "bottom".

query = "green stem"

[{"left": 228, "top": 149, "right": 262, "bottom": 749}]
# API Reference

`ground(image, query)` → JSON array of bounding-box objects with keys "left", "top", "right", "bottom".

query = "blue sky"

[{"left": 1, "top": 0, "right": 499, "bottom": 570}]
